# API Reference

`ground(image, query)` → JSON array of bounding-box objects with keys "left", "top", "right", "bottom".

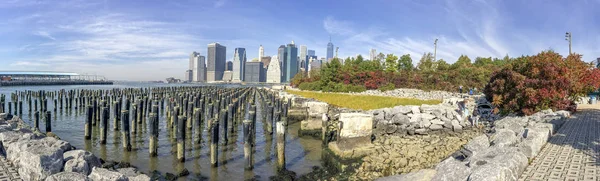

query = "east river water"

[{"left": 0, "top": 82, "right": 324, "bottom": 180}]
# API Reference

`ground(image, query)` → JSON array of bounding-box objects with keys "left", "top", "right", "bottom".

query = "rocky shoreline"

[
  {"left": 355, "top": 88, "right": 467, "bottom": 100},
  {"left": 0, "top": 113, "right": 151, "bottom": 181}
]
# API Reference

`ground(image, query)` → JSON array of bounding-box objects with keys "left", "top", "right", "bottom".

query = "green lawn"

[{"left": 286, "top": 90, "right": 441, "bottom": 110}]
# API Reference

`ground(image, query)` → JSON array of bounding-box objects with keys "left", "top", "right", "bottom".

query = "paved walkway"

[
  {"left": 0, "top": 157, "right": 21, "bottom": 181},
  {"left": 520, "top": 109, "right": 600, "bottom": 181}
]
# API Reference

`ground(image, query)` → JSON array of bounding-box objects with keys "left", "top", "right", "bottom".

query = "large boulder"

[
  {"left": 392, "top": 106, "right": 412, "bottom": 115},
  {"left": 494, "top": 117, "right": 525, "bottom": 134},
  {"left": 305, "top": 102, "right": 328, "bottom": 117},
  {"left": 88, "top": 167, "right": 128, "bottom": 181},
  {"left": 7, "top": 137, "right": 71, "bottom": 181},
  {"left": 467, "top": 147, "right": 528, "bottom": 181},
  {"left": 0, "top": 131, "right": 36, "bottom": 152},
  {"left": 516, "top": 127, "right": 550, "bottom": 159},
  {"left": 391, "top": 114, "right": 410, "bottom": 125},
  {"left": 489, "top": 129, "right": 517, "bottom": 148},
  {"left": 375, "top": 169, "right": 436, "bottom": 181},
  {"left": 63, "top": 150, "right": 102, "bottom": 175},
  {"left": 461, "top": 135, "right": 489, "bottom": 157},
  {"left": 432, "top": 157, "right": 471, "bottom": 181},
  {"left": 117, "top": 167, "right": 150, "bottom": 181},
  {"left": 46, "top": 172, "right": 90, "bottom": 181}
]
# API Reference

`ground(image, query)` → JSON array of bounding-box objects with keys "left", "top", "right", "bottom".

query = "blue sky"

[{"left": 1, "top": 0, "right": 599, "bottom": 81}]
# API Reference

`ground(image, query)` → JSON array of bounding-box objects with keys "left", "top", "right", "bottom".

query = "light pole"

[
  {"left": 432, "top": 39, "right": 438, "bottom": 71},
  {"left": 565, "top": 32, "right": 572, "bottom": 55}
]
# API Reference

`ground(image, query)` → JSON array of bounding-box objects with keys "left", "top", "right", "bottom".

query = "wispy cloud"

[
  {"left": 323, "top": 16, "right": 354, "bottom": 36},
  {"left": 214, "top": 0, "right": 226, "bottom": 8},
  {"left": 34, "top": 31, "right": 56, "bottom": 40}
]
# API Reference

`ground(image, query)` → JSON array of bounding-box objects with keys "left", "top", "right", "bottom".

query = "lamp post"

[{"left": 565, "top": 32, "right": 572, "bottom": 55}]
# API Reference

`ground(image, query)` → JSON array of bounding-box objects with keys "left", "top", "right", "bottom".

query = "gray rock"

[
  {"left": 419, "top": 113, "right": 436, "bottom": 121},
  {"left": 430, "top": 119, "right": 444, "bottom": 125},
  {"left": 0, "top": 131, "right": 36, "bottom": 152},
  {"left": 386, "top": 125, "right": 397, "bottom": 134},
  {"left": 463, "top": 135, "right": 490, "bottom": 154},
  {"left": 0, "top": 113, "right": 6, "bottom": 119},
  {"left": 467, "top": 147, "right": 528, "bottom": 181},
  {"left": 494, "top": 117, "right": 525, "bottom": 134},
  {"left": 117, "top": 167, "right": 139, "bottom": 177},
  {"left": 88, "top": 167, "right": 128, "bottom": 181},
  {"left": 516, "top": 127, "right": 550, "bottom": 159},
  {"left": 64, "top": 150, "right": 102, "bottom": 173},
  {"left": 420, "top": 119, "right": 432, "bottom": 128},
  {"left": 415, "top": 129, "right": 428, "bottom": 135},
  {"left": 130, "top": 174, "right": 151, "bottom": 181},
  {"left": 555, "top": 110, "right": 570, "bottom": 118},
  {"left": 442, "top": 120, "right": 453, "bottom": 128},
  {"left": 45, "top": 172, "right": 90, "bottom": 181},
  {"left": 453, "top": 124, "right": 463, "bottom": 132},
  {"left": 391, "top": 114, "right": 410, "bottom": 125},
  {"left": 490, "top": 129, "right": 517, "bottom": 148},
  {"left": 432, "top": 157, "right": 471, "bottom": 181},
  {"left": 8, "top": 137, "right": 71, "bottom": 181},
  {"left": 376, "top": 169, "right": 437, "bottom": 181},
  {"left": 411, "top": 106, "right": 421, "bottom": 114},
  {"left": 64, "top": 159, "right": 90, "bottom": 175},
  {"left": 430, "top": 124, "right": 443, "bottom": 131},
  {"left": 393, "top": 106, "right": 412, "bottom": 115}
]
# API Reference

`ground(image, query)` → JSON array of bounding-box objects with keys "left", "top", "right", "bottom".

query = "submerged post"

[
  {"left": 45, "top": 111, "right": 52, "bottom": 133},
  {"left": 210, "top": 119, "right": 219, "bottom": 167},
  {"left": 276, "top": 120, "right": 286, "bottom": 170},
  {"left": 243, "top": 119, "right": 253, "bottom": 170},
  {"left": 100, "top": 107, "right": 108, "bottom": 144},
  {"left": 34, "top": 111, "right": 40, "bottom": 131},
  {"left": 177, "top": 115, "right": 186, "bottom": 162},
  {"left": 85, "top": 106, "right": 92, "bottom": 140},
  {"left": 121, "top": 110, "right": 131, "bottom": 151},
  {"left": 149, "top": 112, "right": 158, "bottom": 157}
]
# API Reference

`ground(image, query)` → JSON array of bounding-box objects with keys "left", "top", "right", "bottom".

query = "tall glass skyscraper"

[
  {"left": 207, "top": 43, "right": 226, "bottom": 82},
  {"left": 307, "top": 49, "right": 315, "bottom": 56},
  {"left": 327, "top": 38, "right": 334, "bottom": 61},
  {"left": 232, "top": 48, "right": 246, "bottom": 81},
  {"left": 283, "top": 42, "right": 298, "bottom": 83}
]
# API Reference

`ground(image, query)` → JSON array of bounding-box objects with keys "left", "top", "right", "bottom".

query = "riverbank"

[{"left": 0, "top": 113, "right": 151, "bottom": 181}]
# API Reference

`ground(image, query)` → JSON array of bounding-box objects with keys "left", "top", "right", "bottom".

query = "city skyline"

[{"left": 1, "top": 0, "right": 599, "bottom": 81}]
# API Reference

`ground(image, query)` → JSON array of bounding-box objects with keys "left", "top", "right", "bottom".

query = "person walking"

[{"left": 459, "top": 85, "right": 463, "bottom": 94}]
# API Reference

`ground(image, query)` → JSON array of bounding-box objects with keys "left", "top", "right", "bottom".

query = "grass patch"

[{"left": 286, "top": 90, "right": 441, "bottom": 110}]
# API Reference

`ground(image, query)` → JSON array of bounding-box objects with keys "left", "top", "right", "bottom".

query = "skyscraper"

[
  {"left": 327, "top": 37, "right": 334, "bottom": 61},
  {"left": 192, "top": 53, "right": 206, "bottom": 82},
  {"left": 244, "top": 62, "right": 266, "bottom": 83},
  {"left": 259, "top": 45, "right": 264, "bottom": 60},
  {"left": 232, "top": 48, "right": 246, "bottom": 82},
  {"left": 283, "top": 41, "right": 298, "bottom": 83},
  {"left": 300, "top": 45, "right": 307, "bottom": 71},
  {"left": 207, "top": 43, "right": 226, "bottom": 82},
  {"left": 370, "top": 49, "right": 377, "bottom": 61},
  {"left": 307, "top": 49, "right": 315, "bottom": 56},
  {"left": 187, "top": 52, "right": 199, "bottom": 82},
  {"left": 278, "top": 45, "right": 286, "bottom": 80},
  {"left": 226, "top": 61, "right": 233, "bottom": 71},
  {"left": 266, "top": 55, "right": 281, "bottom": 83}
]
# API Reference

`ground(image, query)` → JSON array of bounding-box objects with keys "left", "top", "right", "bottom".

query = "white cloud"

[
  {"left": 323, "top": 16, "right": 354, "bottom": 36},
  {"left": 214, "top": 0, "right": 226, "bottom": 8},
  {"left": 33, "top": 31, "right": 56, "bottom": 40}
]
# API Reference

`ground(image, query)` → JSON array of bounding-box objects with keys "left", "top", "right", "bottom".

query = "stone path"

[
  {"left": 0, "top": 157, "right": 21, "bottom": 181},
  {"left": 520, "top": 110, "right": 600, "bottom": 181}
]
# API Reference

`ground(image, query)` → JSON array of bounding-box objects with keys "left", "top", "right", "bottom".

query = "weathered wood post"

[
  {"left": 193, "top": 108, "right": 201, "bottom": 144},
  {"left": 113, "top": 101, "right": 119, "bottom": 130},
  {"left": 177, "top": 115, "right": 186, "bottom": 162},
  {"left": 137, "top": 100, "right": 143, "bottom": 124},
  {"left": 322, "top": 113, "right": 329, "bottom": 145},
  {"left": 149, "top": 112, "right": 158, "bottom": 157},
  {"left": 227, "top": 104, "right": 233, "bottom": 133},
  {"left": 45, "top": 111, "right": 52, "bottom": 133},
  {"left": 34, "top": 111, "right": 40, "bottom": 131},
  {"left": 276, "top": 119, "right": 286, "bottom": 170},
  {"left": 121, "top": 110, "right": 131, "bottom": 151},
  {"left": 243, "top": 119, "right": 253, "bottom": 170},
  {"left": 210, "top": 118, "right": 219, "bottom": 167},
  {"left": 187, "top": 101, "right": 193, "bottom": 130},
  {"left": 266, "top": 103, "right": 273, "bottom": 134},
  {"left": 100, "top": 107, "right": 108, "bottom": 144},
  {"left": 172, "top": 107, "right": 179, "bottom": 138},
  {"left": 85, "top": 105, "right": 92, "bottom": 140},
  {"left": 131, "top": 103, "right": 137, "bottom": 134},
  {"left": 221, "top": 109, "right": 228, "bottom": 143}
]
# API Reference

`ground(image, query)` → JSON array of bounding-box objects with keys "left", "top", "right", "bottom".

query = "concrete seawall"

[{"left": 0, "top": 113, "right": 150, "bottom": 181}]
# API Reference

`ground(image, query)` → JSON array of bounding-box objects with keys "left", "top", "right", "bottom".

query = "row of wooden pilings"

[{"left": 0, "top": 86, "right": 291, "bottom": 170}]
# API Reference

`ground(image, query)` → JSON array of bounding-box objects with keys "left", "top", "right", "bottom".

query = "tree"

[
  {"left": 417, "top": 53, "right": 434, "bottom": 71},
  {"left": 384, "top": 54, "right": 399, "bottom": 72},
  {"left": 320, "top": 58, "right": 342, "bottom": 88},
  {"left": 436, "top": 59, "right": 450, "bottom": 71},
  {"left": 474, "top": 57, "right": 493, "bottom": 67},
  {"left": 397, "top": 54, "right": 413, "bottom": 71},
  {"left": 451, "top": 55, "right": 472, "bottom": 69},
  {"left": 375, "top": 52, "right": 385, "bottom": 63}
]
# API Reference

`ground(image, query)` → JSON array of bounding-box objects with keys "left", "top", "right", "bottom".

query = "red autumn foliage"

[{"left": 484, "top": 51, "right": 600, "bottom": 115}]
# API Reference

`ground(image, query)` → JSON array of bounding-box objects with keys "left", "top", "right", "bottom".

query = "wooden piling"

[
  {"left": 85, "top": 105, "right": 92, "bottom": 140},
  {"left": 45, "top": 111, "right": 51, "bottom": 133},
  {"left": 121, "top": 110, "right": 131, "bottom": 151},
  {"left": 34, "top": 111, "right": 39, "bottom": 131},
  {"left": 210, "top": 119, "right": 219, "bottom": 167},
  {"left": 243, "top": 119, "right": 253, "bottom": 170},
  {"left": 276, "top": 120, "right": 286, "bottom": 170},
  {"left": 149, "top": 112, "right": 158, "bottom": 157},
  {"left": 177, "top": 115, "right": 186, "bottom": 162},
  {"left": 100, "top": 107, "right": 108, "bottom": 144}
]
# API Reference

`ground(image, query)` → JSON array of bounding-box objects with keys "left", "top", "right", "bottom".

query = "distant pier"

[{"left": 0, "top": 71, "right": 113, "bottom": 87}]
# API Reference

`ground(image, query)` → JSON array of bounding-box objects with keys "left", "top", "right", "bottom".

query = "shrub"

[
  {"left": 378, "top": 83, "right": 396, "bottom": 92},
  {"left": 484, "top": 51, "right": 600, "bottom": 115}
]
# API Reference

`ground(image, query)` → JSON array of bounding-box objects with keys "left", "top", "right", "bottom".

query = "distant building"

[
  {"left": 261, "top": 56, "right": 271, "bottom": 69},
  {"left": 282, "top": 41, "right": 298, "bottom": 83},
  {"left": 278, "top": 45, "right": 285, "bottom": 73},
  {"left": 223, "top": 71, "right": 233, "bottom": 82},
  {"left": 232, "top": 48, "right": 246, "bottom": 82},
  {"left": 259, "top": 45, "right": 264, "bottom": 60},
  {"left": 307, "top": 49, "right": 315, "bottom": 57},
  {"left": 370, "top": 49, "right": 377, "bottom": 61},
  {"left": 266, "top": 55, "right": 281, "bottom": 83},
  {"left": 207, "top": 43, "right": 226, "bottom": 82},
  {"left": 300, "top": 45, "right": 307, "bottom": 71},
  {"left": 244, "top": 62, "right": 265, "bottom": 83},
  {"left": 309, "top": 56, "right": 322, "bottom": 72},
  {"left": 327, "top": 37, "right": 334, "bottom": 60},
  {"left": 185, "top": 70, "right": 193, "bottom": 83},
  {"left": 191, "top": 52, "right": 206, "bottom": 82}
]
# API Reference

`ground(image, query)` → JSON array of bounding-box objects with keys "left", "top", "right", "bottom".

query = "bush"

[
  {"left": 378, "top": 83, "right": 396, "bottom": 92},
  {"left": 484, "top": 51, "right": 600, "bottom": 115},
  {"left": 298, "top": 82, "right": 321, "bottom": 91}
]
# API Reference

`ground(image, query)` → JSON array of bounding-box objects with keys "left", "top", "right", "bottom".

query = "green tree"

[
  {"left": 397, "top": 54, "right": 413, "bottom": 71},
  {"left": 451, "top": 55, "right": 472, "bottom": 69},
  {"left": 320, "top": 58, "right": 342, "bottom": 88},
  {"left": 417, "top": 53, "right": 434, "bottom": 71},
  {"left": 436, "top": 59, "right": 450, "bottom": 71},
  {"left": 474, "top": 57, "right": 493, "bottom": 67},
  {"left": 376, "top": 52, "right": 385, "bottom": 64},
  {"left": 384, "top": 54, "right": 399, "bottom": 72}
]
